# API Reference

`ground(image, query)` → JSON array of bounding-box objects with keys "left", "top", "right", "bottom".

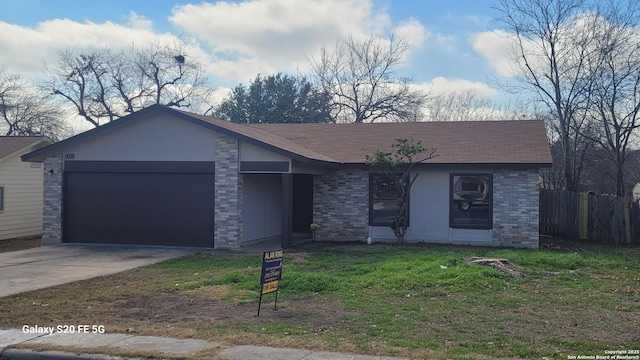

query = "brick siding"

[
  {"left": 313, "top": 169, "right": 369, "bottom": 240},
  {"left": 42, "top": 154, "right": 63, "bottom": 244},
  {"left": 492, "top": 169, "right": 540, "bottom": 249},
  {"left": 214, "top": 133, "right": 243, "bottom": 249}
]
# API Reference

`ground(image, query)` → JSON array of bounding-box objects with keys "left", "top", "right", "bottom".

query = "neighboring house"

[
  {"left": 0, "top": 136, "right": 50, "bottom": 240},
  {"left": 22, "top": 105, "right": 552, "bottom": 249}
]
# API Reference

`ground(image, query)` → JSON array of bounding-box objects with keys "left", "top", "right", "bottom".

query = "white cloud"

[
  {"left": 471, "top": 30, "right": 517, "bottom": 78},
  {"left": 0, "top": 14, "right": 182, "bottom": 81},
  {"left": 127, "top": 11, "right": 154, "bottom": 31},
  {"left": 211, "top": 86, "right": 233, "bottom": 103},
  {"left": 394, "top": 18, "right": 428, "bottom": 49},
  {"left": 169, "top": 0, "right": 426, "bottom": 81},
  {"left": 0, "top": 0, "right": 430, "bottom": 88},
  {"left": 415, "top": 76, "right": 497, "bottom": 97}
]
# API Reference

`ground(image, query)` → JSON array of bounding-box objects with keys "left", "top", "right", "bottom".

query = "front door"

[{"left": 292, "top": 174, "right": 313, "bottom": 233}]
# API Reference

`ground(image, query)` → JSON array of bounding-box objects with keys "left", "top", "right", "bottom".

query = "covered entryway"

[{"left": 63, "top": 161, "right": 215, "bottom": 247}]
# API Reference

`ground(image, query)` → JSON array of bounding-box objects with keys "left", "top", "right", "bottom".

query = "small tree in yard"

[{"left": 365, "top": 138, "right": 437, "bottom": 242}]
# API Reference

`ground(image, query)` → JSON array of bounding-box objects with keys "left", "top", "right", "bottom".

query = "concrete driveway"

[{"left": 0, "top": 244, "right": 198, "bottom": 297}]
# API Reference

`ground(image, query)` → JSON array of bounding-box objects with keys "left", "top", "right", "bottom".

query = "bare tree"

[
  {"left": 309, "top": 34, "right": 428, "bottom": 123},
  {"left": 426, "top": 90, "right": 528, "bottom": 121},
  {"left": 580, "top": 2, "right": 640, "bottom": 196},
  {"left": 0, "top": 68, "right": 67, "bottom": 141},
  {"left": 133, "top": 40, "right": 212, "bottom": 109},
  {"left": 42, "top": 39, "right": 216, "bottom": 127},
  {"left": 494, "top": 0, "right": 600, "bottom": 191}
]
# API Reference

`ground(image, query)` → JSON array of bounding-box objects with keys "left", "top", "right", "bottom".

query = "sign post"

[{"left": 257, "top": 249, "right": 283, "bottom": 316}]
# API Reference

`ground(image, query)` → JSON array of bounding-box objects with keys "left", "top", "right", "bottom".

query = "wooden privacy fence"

[{"left": 539, "top": 189, "right": 640, "bottom": 245}]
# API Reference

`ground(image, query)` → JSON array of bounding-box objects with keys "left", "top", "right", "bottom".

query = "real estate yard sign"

[{"left": 257, "top": 249, "right": 283, "bottom": 316}]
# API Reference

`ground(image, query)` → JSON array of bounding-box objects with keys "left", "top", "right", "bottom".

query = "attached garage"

[{"left": 63, "top": 161, "right": 215, "bottom": 248}]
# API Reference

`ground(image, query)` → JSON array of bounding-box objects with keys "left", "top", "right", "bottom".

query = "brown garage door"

[{"left": 63, "top": 161, "right": 215, "bottom": 247}]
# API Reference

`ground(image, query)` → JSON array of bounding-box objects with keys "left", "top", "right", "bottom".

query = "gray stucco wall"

[
  {"left": 62, "top": 114, "right": 217, "bottom": 161},
  {"left": 492, "top": 169, "right": 540, "bottom": 249},
  {"left": 370, "top": 168, "right": 493, "bottom": 244},
  {"left": 313, "top": 169, "right": 369, "bottom": 240},
  {"left": 242, "top": 174, "right": 282, "bottom": 243}
]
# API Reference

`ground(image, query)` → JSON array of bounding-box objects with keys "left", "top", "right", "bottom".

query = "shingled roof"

[
  {"left": 22, "top": 105, "right": 552, "bottom": 167},
  {"left": 0, "top": 136, "right": 48, "bottom": 162},
  {"left": 250, "top": 120, "right": 552, "bottom": 165},
  {"left": 184, "top": 109, "right": 552, "bottom": 166}
]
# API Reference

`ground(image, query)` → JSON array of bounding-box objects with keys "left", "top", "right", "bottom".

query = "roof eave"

[
  {"left": 336, "top": 162, "right": 554, "bottom": 169},
  {"left": 2, "top": 137, "right": 50, "bottom": 163},
  {"left": 168, "top": 110, "right": 342, "bottom": 166}
]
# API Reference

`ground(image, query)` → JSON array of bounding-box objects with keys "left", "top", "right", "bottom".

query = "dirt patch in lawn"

[
  {"left": 0, "top": 274, "right": 356, "bottom": 342},
  {"left": 0, "top": 236, "right": 41, "bottom": 253},
  {"left": 111, "top": 289, "right": 354, "bottom": 331}
]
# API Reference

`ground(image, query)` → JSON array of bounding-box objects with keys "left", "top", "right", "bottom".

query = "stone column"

[
  {"left": 492, "top": 169, "right": 540, "bottom": 249},
  {"left": 42, "top": 154, "right": 63, "bottom": 245},
  {"left": 214, "top": 133, "right": 243, "bottom": 249}
]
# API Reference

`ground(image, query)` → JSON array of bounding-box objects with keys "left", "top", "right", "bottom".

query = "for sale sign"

[
  {"left": 260, "top": 249, "right": 283, "bottom": 294},
  {"left": 257, "top": 249, "right": 283, "bottom": 316}
]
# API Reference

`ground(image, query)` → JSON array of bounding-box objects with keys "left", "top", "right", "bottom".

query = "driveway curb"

[{"left": 0, "top": 348, "right": 145, "bottom": 360}]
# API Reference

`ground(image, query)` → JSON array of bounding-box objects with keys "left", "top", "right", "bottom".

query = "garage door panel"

[{"left": 64, "top": 169, "right": 214, "bottom": 247}]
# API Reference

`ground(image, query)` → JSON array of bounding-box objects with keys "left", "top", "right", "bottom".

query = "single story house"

[
  {"left": 0, "top": 136, "right": 50, "bottom": 240},
  {"left": 22, "top": 105, "right": 552, "bottom": 249}
]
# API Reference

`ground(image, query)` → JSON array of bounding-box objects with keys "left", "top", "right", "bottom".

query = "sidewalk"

[{"left": 0, "top": 329, "right": 407, "bottom": 360}]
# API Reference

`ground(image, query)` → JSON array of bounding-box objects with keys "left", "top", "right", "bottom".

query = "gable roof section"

[
  {"left": 21, "top": 106, "right": 339, "bottom": 165},
  {"left": 173, "top": 109, "right": 340, "bottom": 164},
  {"left": 22, "top": 105, "right": 552, "bottom": 167},
  {"left": 0, "top": 136, "right": 48, "bottom": 163}
]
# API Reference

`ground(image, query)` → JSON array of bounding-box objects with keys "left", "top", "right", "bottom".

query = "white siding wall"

[
  {"left": 242, "top": 174, "right": 282, "bottom": 243},
  {"left": 0, "top": 154, "right": 43, "bottom": 240}
]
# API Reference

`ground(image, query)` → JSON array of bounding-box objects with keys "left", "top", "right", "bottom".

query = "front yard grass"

[{"left": 1, "top": 240, "right": 638, "bottom": 359}]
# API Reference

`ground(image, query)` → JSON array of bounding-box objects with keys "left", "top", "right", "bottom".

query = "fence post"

[
  {"left": 624, "top": 197, "right": 632, "bottom": 245},
  {"left": 579, "top": 192, "right": 588, "bottom": 240}
]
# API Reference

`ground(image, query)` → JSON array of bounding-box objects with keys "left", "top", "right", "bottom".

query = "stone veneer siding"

[
  {"left": 42, "top": 153, "right": 63, "bottom": 244},
  {"left": 214, "top": 133, "right": 243, "bottom": 249},
  {"left": 313, "top": 169, "right": 369, "bottom": 240},
  {"left": 492, "top": 169, "right": 540, "bottom": 249}
]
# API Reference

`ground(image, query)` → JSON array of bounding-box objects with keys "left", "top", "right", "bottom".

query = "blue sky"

[{"left": 0, "top": 0, "right": 510, "bottom": 101}]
